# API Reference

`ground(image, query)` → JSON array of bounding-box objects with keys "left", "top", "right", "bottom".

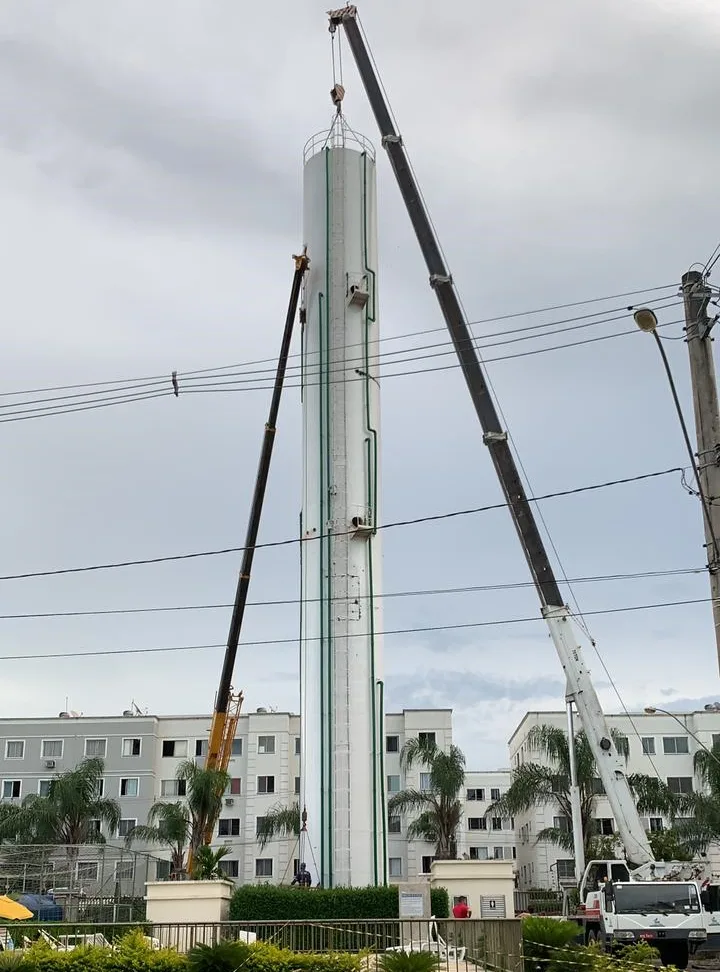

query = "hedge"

[
  {"left": 230, "top": 885, "right": 449, "bottom": 921},
  {"left": 13, "top": 934, "right": 360, "bottom": 972}
]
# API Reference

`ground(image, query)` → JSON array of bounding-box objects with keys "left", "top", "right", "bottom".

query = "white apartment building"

[
  {"left": 510, "top": 708, "right": 720, "bottom": 890},
  {"left": 0, "top": 706, "right": 515, "bottom": 887}
]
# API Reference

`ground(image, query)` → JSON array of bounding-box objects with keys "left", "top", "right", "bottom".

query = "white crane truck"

[{"left": 327, "top": 6, "right": 720, "bottom": 965}]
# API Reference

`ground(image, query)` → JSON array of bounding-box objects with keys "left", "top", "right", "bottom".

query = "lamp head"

[
  {"left": 634, "top": 308, "right": 659, "bottom": 333},
  {"left": 644, "top": 706, "right": 657, "bottom": 714}
]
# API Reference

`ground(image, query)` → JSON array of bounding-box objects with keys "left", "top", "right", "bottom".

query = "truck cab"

[{"left": 600, "top": 880, "right": 706, "bottom": 967}]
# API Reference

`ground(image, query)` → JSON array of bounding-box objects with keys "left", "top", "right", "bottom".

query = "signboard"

[{"left": 399, "top": 891, "right": 425, "bottom": 918}]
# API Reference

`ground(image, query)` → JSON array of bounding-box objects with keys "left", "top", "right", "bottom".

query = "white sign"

[{"left": 399, "top": 891, "right": 425, "bottom": 918}]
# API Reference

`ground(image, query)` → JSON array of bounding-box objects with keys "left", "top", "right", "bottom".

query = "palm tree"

[
  {"left": 491, "top": 725, "right": 635, "bottom": 863},
  {"left": 126, "top": 760, "right": 230, "bottom": 877},
  {"left": 0, "top": 758, "right": 121, "bottom": 849},
  {"left": 191, "top": 845, "right": 231, "bottom": 880},
  {"left": 125, "top": 802, "right": 191, "bottom": 878},
  {"left": 388, "top": 736, "right": 466, "bottom": 860},
  {"left": 256, "top": 802, "right": 300, "bottom": 850}
]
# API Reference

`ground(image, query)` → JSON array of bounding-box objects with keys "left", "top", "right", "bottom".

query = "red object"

[{"left": 452, "top": 902, "right": 470, "bottom": 919}]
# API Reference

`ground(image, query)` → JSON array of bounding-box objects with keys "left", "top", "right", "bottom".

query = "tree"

[
  {"left": 125, "top": 801, "right": 191, "bottom": 878},
  {"left": 490, "top": 725, "right": 634, "bottom": 863},
  {"left": 256, "top": 802, "right": 300, "bottom": 851},
  {"left": 0, "top": 758, "right": 121, "bottom": 849},
  {"left": 191, "top": 845, "right": 231, "bottom": 880},
  {"left": 388, "top": 736, "right": 466, "bottom": 860},
  {"left": 126, "top": 760, "right": 230, "bottom": 877}
]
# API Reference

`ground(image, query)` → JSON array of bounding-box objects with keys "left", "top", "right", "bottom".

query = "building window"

[
  {"left": 649, "top": 818, "right": 664, "bottom": 833},
  {"left": 77, "top": 861, "right": 98, "bottom": 881},
  {"left": 161, "top": 779, "right": 186, "bottom": 797},
  {"left": 122, "top": 738, "right": 141, "bottom": 757},
  {"left": 257, "top": 776, "right": 275, "bottom": 794},
  {"left": 421, "top": 856, "right": 434, "bottom": 874},
  {"left": 255, "top": 859, "right": 273, "bottom": 877},
  {"left": 195, "top": 740, "right": 208, "bottom": 758},
  {"left": 663, "top": 737, "right": 689, "bottom": 755},
  {"left": 42, "top": 740, "right": 63, "bottom": 759},
  {"left": 388, "top": 815, "right": 401, "bottom": 834},
  {"left": 38, "top": 780, "right": 51, "bottom": 797},
  {"left": 419, "top": 773, "right": 432, "bottom": 792},
  {"left": 295, "top": 737, "right": 301, "bottom": 756},
  {"left": 490, "top": 787, "right": 501, "bottom": 801},
  {"left": 118, "top": 819, "right": 136, "bottom": 838},
  {"left": 5, "top": 741, "right": 24, "bottom": 760},
  {"left": 667, "top": 777, "right": 693, "bottom": 794},
  {"left": 468, "top": 817, "right": 487, "bottom": 831},
  {"left": 294, "top": 777, "right": 300, "bottom": 795},
  {"left": 120, "top": 778, "right": 139, "bottom": 797},
  {"left": 88, "top": 819, "right": 101, "bottom": 835},
  {"left": 256, "top": 817, "right": 267, "bottom": 836},
  {"left": 95, "top": 779, "right": 105, "bottom": 798},
  {"left": 470, "top": 846, "right": 488, "bottom": 860},
  {"left": 493, "top": 846, "right": 504, "bottom": 860},
  {"left": 85, "top": 739, "right": 107, "bottom": 758},
  {"left": 418, "top": 732, "right": 436, "bottom": 747},
  {"left": 231, "top": 739, "right": 243, "bottom": 756},
  {"left": 592, "top": 777, "right": 605, "bottom": 795},
  {"left": 616, "top": 736, "right": 630, "bottom": 758},
  {"left": 389, "top": 858, "right": 403, "bottom": 877},
  {"left": 491, "top": 817, "right": 502, "bottom": 831},
  {"left": 2, "top": 781, "right": 21, "bottom": 799},
  {"left": 713, "top": 734, "right": 720, "bottom": 751},
  {"left": 386, "top": 735, "right": 400, "bottom": 753},
  {"left": 257, "top": 736, "right": 275, "bottom": 755},
  {"left": 219, "top": 860, "right": 239, "bottom": 878},
  {"left": 156, "top": 860, "right": 171, "bottom": 880},
  {"left": 466, "top": 788, "right": 485, "bottom": 801},
  {"left": 557, "top": 860, "right": 575, "bottom": 881},
  {"left": 161, "top": 740, "right": 188, "bottom": 758},
  {"left": 641, "top": 737, "right": 655, "bottom": 755},
  {"left": 219, "top": 818, "right": 241, "bottom": 837},
  {"left": 593, "top": 818, "right": 615, "bottom": 835},
  {"left": 230, "top": 778, "right": 242, "bottom": 795},
  {"left": 115, "top": 861, "right": 135, "bottom": 881},
  {"left": 386, "top": 775, "right": 400, "bottom": 793},
  {"left": 512, "top": 846, "right": 517, "bottom": 859},
  {"left": 553, "top": 816, "right": 571, "bottom": 833}
]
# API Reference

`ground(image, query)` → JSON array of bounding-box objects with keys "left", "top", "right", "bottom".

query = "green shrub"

[
  {"left": 378, "top": 952, "right": 439, "bottom": 972},
  {"left": 188, "top": 941, "right": 254, "bottom": 972},
  {"left": 521, "top": 916, "right": 582, "bottom": 972},
  {"left": 19, "top": 931, "right": 186, "bottom": 972},
  {"left": 616, "top": 942, "right": 661, "bottom": 967},
  {"left": 229, "top": 886, "right": 448, "bottom": 921}
]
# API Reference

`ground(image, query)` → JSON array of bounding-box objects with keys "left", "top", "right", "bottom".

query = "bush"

[
  {"left": 378, "top": 953, "right": 439, "bottom": 972},
  {"left": 521, "top": 916, "right": 582, "bottom": 972},
  {"left": 18, "top": 931, "right": 186, "bottom": 972},
  {"left": 230, "top": 886, "right": 449, "bottom": 921},
  {"left": 188, "top": 942, "right": 359, "bottom": 972}
]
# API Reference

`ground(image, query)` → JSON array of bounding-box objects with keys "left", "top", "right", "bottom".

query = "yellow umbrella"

[{"left": 0, "top": 897, "right": 33, "bottom": 921}]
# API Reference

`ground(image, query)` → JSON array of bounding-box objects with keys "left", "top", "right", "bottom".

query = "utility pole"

[{"left": 682, "top": 269, "right": 720, "bottom": 674}]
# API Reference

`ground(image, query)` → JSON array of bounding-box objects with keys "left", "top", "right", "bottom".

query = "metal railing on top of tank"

[{"left": 303, "top": 116, "right": 376, "bottom": 163}]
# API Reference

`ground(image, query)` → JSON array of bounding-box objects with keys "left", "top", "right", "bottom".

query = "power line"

[
  {"left": 1, "top": 594, "right": 714, "bottom": 662},
  {"left": 0, "top": 284, "right": 678, "bottom": 401},
  {"left": 0, "top": 566, "right": 702, "bottom": 620},
  {"left": 0, "top": 465, "right": 688, "bottom": 582}
]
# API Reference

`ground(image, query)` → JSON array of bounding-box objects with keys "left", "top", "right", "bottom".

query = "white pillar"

[{"left": 300, "top": 130, "right": 385, "bottom": 888}]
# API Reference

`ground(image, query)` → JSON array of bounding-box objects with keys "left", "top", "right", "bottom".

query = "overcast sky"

[{"left": 0, "top": 0, "right": 719, "bottom": 769}]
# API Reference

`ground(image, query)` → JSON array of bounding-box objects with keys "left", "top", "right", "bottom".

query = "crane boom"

[
  {"left": 196, "top": 250, "right": 309, "bottom": 860},
  {"left": 328, "top": 5, "right": 654, "bottom": 869}
]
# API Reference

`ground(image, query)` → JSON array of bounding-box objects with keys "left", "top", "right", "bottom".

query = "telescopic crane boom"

[
  {"left": 327, "top": 4, "right": 654, "bottom": 871},
  {"left": 193, "top": 251, "right": 309, "bottom": 865}
]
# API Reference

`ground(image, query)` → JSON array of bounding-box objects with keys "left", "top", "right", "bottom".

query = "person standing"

[{"left": 452, "top": 896, "right": 471, "bottom": 918}]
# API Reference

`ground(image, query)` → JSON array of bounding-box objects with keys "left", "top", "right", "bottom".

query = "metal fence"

[
  {"left": 514, "top": 889, "right": 565, "bottom": 915},
  {"left": 0, "top": 844, "right": 160, "bottom": 915},
  {"left": 1, "top": 919, "right": 523, "bottom": 968}
]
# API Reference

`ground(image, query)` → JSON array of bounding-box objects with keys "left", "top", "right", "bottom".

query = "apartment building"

[
  {"left": 0, "top": 706, "right": 516, "bottom": 886},
  {"left": 509, "top": 708, "right": 720, "bottom": 890}
]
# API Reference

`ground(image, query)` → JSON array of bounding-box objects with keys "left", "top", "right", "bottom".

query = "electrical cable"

[
  {"left": 0, "top": 285, "right": 679, "bottom": 403},
  {"left": 0, "top": 566, "right": 701, "bottom": 621},
  {"left": 0, "top": 594, "right": 715, "bottom": 662},
  {"left": 0, "top": 465, "right": 687, "bottom": 581}
]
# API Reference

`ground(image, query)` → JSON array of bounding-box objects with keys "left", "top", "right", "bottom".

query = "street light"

[
  {"left": 643, "top": 705, "right": 720, "bottom": 769},
  {"left": 633, "top": 309, "right": 719, "bottom": 578}
]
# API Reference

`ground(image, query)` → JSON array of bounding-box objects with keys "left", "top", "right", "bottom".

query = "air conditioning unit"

[
  {"left": 45, "top": 760, "right": 56, "bottom": 769},
  {"left": 224, "top": 798, "right": 234, "bottom": 806}
]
